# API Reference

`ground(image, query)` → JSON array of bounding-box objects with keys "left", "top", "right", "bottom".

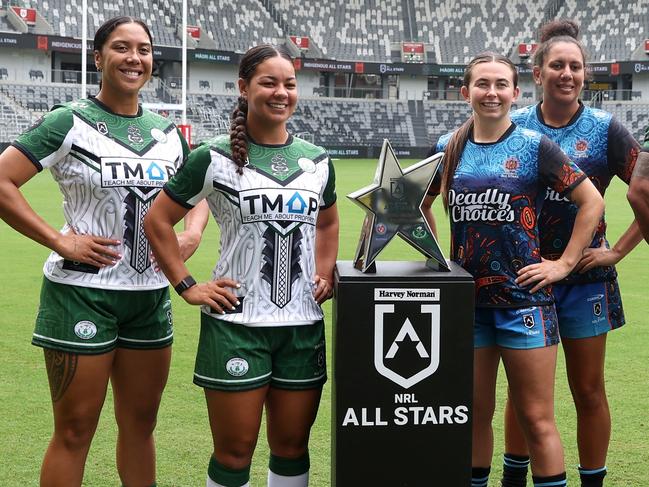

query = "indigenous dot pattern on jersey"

[
  {"left": 511, "top": 104, "right": 639, "bottom": 285},
  {"left": 432, "top": 125, "right": 586, "bottom": 308}
]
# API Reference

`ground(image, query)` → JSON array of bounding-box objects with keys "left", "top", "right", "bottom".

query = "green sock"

[{"left": 208, "top": 456, "right": 250, "bottom": 487}]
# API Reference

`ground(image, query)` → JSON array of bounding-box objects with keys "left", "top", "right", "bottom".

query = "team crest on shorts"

[
  {"left": 593, "top": 301, "right": 602, "bottom": 316},
  {"left": 316, "top": 350, "right": 325, "bottom": 368},
  {"left": 522, "top": 313, "right": 535, "bottom": 329},
  {"left": 226, "top": 357, "right": 249, "bottom": 377},
  {"left": 74, "top": 320, "right": 97, "bottom": 340}
]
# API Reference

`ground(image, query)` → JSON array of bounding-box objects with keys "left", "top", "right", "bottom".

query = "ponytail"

[
  {"left": 441, "top": 116, "right": 473, "bottom": 211},
  {"left": 229, "top": 96, "right": 249, "bottom": 174}
]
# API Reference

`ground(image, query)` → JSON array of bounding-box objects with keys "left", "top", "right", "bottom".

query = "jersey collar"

[
  {"left": 469, "top": 122, "right": 516, "bottom": 145},
  {"left": 89, "top": 95, "right": 143, "bottom": 118},
  {"left": 535, "top": 100, "right": 584, "bottom": 129}
]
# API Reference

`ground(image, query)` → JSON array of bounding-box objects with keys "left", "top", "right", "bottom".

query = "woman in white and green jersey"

[
  {"left": 0, "top": 16, "right": 207, "bottom": 487},
  {"left": 144, "top": 45, "right": 339, "bottom": 487}
]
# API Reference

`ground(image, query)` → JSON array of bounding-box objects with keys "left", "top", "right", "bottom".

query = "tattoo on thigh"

[{"left": 44, "top": 349, "right": 78, "bottom": 402}]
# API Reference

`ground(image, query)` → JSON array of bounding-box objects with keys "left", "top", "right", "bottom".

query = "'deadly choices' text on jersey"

[
  {"left": 164, "top": 134, "right": 336, "bottom": 326},
  {"left": 431, "top": 124, "right": 586, "bottom": 308},
  {"left": 13, "top": 97, "right": 188, "bottom": 290},
  {"left": 511, "top": 103, "right": 638, "bottom": 284}
]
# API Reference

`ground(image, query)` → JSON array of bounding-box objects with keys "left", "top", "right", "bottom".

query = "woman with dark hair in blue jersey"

[
  {"left": 423, "top": 51, "right": 603, "bottom": 487},
  {"left": 501, "top": 20, "right": 643, "bottom": 487}
]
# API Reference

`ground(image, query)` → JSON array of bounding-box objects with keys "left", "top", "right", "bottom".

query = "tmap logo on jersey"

[
  {"left": 100, "top": 156, "right": 176, "bottom": 188},
  {"left": 374, "top": 290, "right": 441, "bottom": 389},
  {"left": 239, "top": 188, "right": 319, "bottom": 225},
  {"left": 448, "top": 188, "right": 514, "bottom": 223}
]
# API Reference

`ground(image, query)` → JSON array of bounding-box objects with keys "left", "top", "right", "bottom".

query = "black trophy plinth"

[{"left": 332, "top": 260, "right": 474, "bottom": 486}]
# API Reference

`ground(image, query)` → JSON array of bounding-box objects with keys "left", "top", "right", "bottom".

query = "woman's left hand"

[
  {"left": 312, "top": 274, "right": 333, "bottom": 304},
  {"left": 515, "top": 257, "right": 573, "bottom": 293},
  {"left": 574, "top": 239, "right": 620, "bottom": 273}
]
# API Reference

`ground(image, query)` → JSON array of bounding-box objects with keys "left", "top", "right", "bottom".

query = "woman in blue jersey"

[
  {"left": 144, "top": 45, "right": 339, "bottom": 487},
  {"left": 501, "top": 20, "right": 644, "bottom": 487},
  {"left": 0, "top": 17, "right": 207, "bottom": 487},
  {"left": 424, "top": 52, "right": 603, "bottom": 487}
]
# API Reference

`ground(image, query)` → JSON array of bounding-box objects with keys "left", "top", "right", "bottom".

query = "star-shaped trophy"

[{"left": 348, "top": 139, "right": 449, "bottom": 273}]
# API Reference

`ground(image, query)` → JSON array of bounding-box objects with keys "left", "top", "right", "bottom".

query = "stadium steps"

[
  {"left": 401, "top": 0, "right": 417, "bottom": 42},
  {"left": 409, "top": 100, "right": 430, "bottom": 147}
]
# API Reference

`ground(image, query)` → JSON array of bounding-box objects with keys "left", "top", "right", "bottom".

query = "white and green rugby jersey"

[
  {"left": 13, "top": 97, "right": 188, "bottom": 290},
  {"left": 165, "top": 134, "right": 336, "bottom": 326}
]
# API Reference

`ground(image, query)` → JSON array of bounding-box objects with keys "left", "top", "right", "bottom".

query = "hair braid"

[{"left": 230, "top": 96, "right": 249, "bottom": 174}]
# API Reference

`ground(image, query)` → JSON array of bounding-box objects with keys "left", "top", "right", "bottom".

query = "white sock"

[
  {"left": 267, "top": 469, "right": 308, "bottom": 487},
  {"left": 207, "top": 477, "right": 250, "bottom": 487}
]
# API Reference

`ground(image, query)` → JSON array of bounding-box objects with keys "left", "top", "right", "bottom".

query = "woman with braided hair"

[{"left": 144, "top": 44, "right": 339, "bottom": 487}]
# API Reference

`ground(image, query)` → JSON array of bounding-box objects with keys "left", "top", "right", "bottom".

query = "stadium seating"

[
  {"left": 413, "top": 0, "right": 548, "bottom": 64},
  {"left": 11, "top": 0, "right": 649, "bottom": 62},
  {"left": 4, "top": 1, "right": 649, "bottom": 149},
  {"left": 273, "top": 0, "right": 405, "bottom": 62},
  {"left": 601, "top": 101, "right": 649, "bottom": 140},
  {"left": 3, "top": 80, "right": 649, "bottom": 149},
  {"left": 554, "top": 0, "right": 649, "bottom": 62},
  {"left": 187, "top": 0, "right": 282, "bottom": 53},
  {"left": 21, "top": 0, "right": 180, "bottom": 46}
]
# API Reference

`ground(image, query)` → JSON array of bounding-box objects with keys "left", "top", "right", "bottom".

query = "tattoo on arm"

[
  {"left": 632, "top": 152, "right": 649, "bottom": 180},
  {"left": 44, "top": 349, "right": 78, "bottom": 402}
]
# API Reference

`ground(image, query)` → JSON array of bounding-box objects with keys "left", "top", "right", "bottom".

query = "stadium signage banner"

[
  {"left": 325, "top": 146, "right": 430, "bottom": 159},
  {"left": 332, "top": 261, "right": 474, "bottom": 485},
  {"left": 301, "top": 59, "right": 355, "bottom": 72},
  {"left": 191, "top": 49, "right": 238, "bottom": 63}
]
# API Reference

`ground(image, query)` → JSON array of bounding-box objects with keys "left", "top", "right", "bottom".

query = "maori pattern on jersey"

[
  {"left": 261, "top": 227, "right": 303, "bottom": 308},
  {"left": 124, "top": 192, "right": 152, "bottom": 273}
]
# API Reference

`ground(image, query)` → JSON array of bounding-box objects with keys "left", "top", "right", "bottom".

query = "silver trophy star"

[{"left": 348, "top": 139, "right": 449, "bottom": 273}]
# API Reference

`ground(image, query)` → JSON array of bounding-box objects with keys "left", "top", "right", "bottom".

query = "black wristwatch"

[{"left": 174, "top": 275, "right": 197, "bottom": 295}]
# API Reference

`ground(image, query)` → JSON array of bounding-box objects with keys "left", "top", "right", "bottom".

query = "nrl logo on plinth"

[
  {"left": 374, "top": 288, "right": 441, "bottom": 388},
  {"left": 347, "top": 139, "right": 448, "bottom": 272}
]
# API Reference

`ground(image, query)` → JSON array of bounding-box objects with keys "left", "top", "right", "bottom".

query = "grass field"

[{"left": 1, "top": 158, "right": 647, "bottom": 486}]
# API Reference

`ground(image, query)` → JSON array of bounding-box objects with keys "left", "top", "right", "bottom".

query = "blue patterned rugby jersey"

[
  {"left": 430, "top": 124, "right": 586, "bottom": 308},
  {"left": 511, "top": 103, "right": 638, "bottom": 284}
]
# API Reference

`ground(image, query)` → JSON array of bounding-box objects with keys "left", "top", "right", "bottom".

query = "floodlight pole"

[{"left": 81, "top": 0, "right": 87, "bottom": 98}]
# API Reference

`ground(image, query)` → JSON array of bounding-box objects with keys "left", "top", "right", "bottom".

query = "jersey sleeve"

[
  {"left": 538, "top": 135, "right": 587, "bottom": 196},
  {"left": 607, "top": 116, "right": 639, "bottom": 184},
  {"left": 11, "top": 106, "right": 74, "bottom": 171},
  {"left": 163, "top": 142, "right": 214, "bottom": 209},
  {"left": 321, "top": 155, "right": 337, "bottom": 209}
]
